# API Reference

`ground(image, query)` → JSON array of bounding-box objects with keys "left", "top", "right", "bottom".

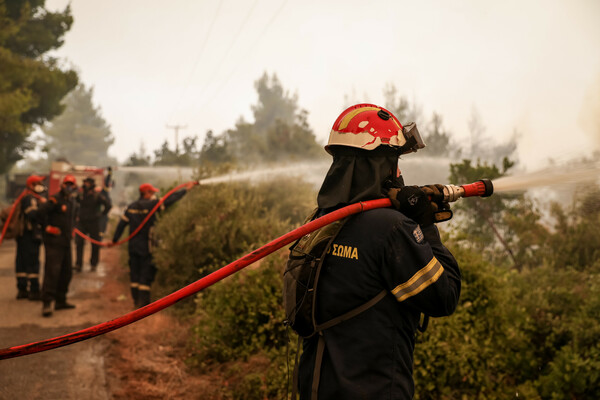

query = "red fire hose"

[
  {"left": 0, "top": 189, "right": 45, "bottom": 247},
  {"left": 0, "top": 190, "right": 26, "bottom": 247},
  {"left": 0, "top": 198, "right": 392, "bottom": 360},
  {"left": 74, "top": 181, "right": 197, "bottom": 246}
]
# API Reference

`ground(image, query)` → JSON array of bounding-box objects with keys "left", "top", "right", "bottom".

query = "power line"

[
  {"left": 196, "top": 0, "right": 289, "bottom": 110},
  {"left": 195, "top": 0, "right": 259, "bottom": 99},
  {"left": 167, "top": 0, "right": 224, "bottom": 123}
]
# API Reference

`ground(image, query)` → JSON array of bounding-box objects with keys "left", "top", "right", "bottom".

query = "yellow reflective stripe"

[
  {"left": 337, "top": 106, "right": 380, "bottom": 130},
  {"left": 27, "top": 273, "right": 39, "bottom": 278},
  {"left": 16, "top": 272, "right": 28, "bottom": 278},
  {"left": 138, "top": 284, "right": 151, "bottom": 291},
  {"left": 121, "top": 215, "right": 129, "bottom": 222},
  {"left": 130, "top": 283, "right": 139, "bottom": 288},
  {"left": 391, "top": 257, "right": 445, "bottom": 302},
  {"left": 128, "top": 209, "right": 150, "bottom": 214}
]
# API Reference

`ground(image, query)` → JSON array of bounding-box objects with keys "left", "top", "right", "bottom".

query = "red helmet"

[
  {"left": 62, "top": 175, "right": 77, "bottom": 185},
  {"left": 139, "top": 183, "right": 159, "bottom": 194},
  {"left": 26, "top": 175, "right": 45, "bottom": 188},
  {"left": 325, "top": 103, "right": 425, "bottom": 155}
]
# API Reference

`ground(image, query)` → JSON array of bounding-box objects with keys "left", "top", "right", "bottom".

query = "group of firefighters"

[{"left": 7, "top": 171, "right": 193, "bottom": 317}]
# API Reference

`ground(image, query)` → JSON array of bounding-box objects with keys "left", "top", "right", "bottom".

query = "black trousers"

[
  {"left": 42, "top": 243, "right": 73, "bottom": 303},
  {"left": 15, "top": 231, "right": 41, "bottom": 293},
  {"left": 129, "top": 253, "right": 157, "bottom": 307},
  {"left": 75, "top": 219, "right": 101, "bottom": 268}
]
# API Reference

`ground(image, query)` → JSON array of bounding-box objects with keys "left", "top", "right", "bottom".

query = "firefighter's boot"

[
  {"left": 28, "top": 277, "right": 41, "bottom": 301},
  {"left": 137, "top": 289, "right": 151, "bottom": 308},
  {"left": 130, "top": 286, "right": 139, "bottom": 307},
  {"left": 16, "top": 275, "right": 28, "bottom": 299},
  {"left": 42, "top": 301, "right": 53, "bottom": 317}
]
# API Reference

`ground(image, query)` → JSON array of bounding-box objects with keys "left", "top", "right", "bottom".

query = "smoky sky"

[{"left": 45, "top": 0, "right": 600, "bottom": 169}]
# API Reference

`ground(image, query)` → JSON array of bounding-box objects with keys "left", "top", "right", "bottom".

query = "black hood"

[{"left": 317, "top": 146, "right": 405, "bottom": 210}]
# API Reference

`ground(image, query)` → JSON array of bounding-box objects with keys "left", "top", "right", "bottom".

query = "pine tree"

[
  {"left": 0, "top": 0, "right": 78, "bottom": 174},
  {"left": 43, "top": 84, "right": 115, "bottom": 166}
]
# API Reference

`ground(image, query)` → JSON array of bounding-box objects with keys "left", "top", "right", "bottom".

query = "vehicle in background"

[
  {"left": 47, "top": 161, "right": 105, "bottom": 195},
  {"left": 4, "top": 161, "right": 108, "bottom": 202}
]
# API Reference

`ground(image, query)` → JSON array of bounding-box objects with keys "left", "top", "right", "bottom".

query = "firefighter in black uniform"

[
  {"left": 297, "top": 104, "right": 461, "bottom": 399},
  {"left": 99, "top": 166, "right": 115, "bottom": 237},
  {"left": 15, "top": 175, "right": 46, "bottom": 301},
  {"left": 112, "top": 182, "right": 195, "bottom": 308},
  {"left": 36, "top": 175, "right": 79, "bottom": 317},
  {"left": 75, "top": 176, "right": 112, "bottom": 272}
]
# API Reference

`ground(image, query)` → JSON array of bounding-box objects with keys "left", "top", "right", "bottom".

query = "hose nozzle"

[{"left": 442, "top": 179, "right": 494, "bottom": 202}]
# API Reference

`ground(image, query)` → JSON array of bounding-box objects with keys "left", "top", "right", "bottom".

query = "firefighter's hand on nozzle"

[
  {"left": 420, "top": 184, "right": 444, "bottom": 203},
  {"left": 388, "top": 185, "right": 453, "bottom": 226},
  {"left": 388, "top": 186, "right": 435, "bottom": 227},
  {"left": 421, "top": 184, "right": 453, "bottom": 223}
]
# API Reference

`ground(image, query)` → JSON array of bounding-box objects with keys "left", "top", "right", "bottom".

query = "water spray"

[{"left": 492, "top": 161, "right": 600, "bottom": 194}]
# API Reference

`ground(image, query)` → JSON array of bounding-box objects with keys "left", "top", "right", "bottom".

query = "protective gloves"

[
  {"left": 421, "top": 184, "right": 453, "bottom": 223},
  {"left": 388, "top": 184, "right": 453, "bottom": 227}
]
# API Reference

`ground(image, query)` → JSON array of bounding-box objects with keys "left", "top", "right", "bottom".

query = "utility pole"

[{"left": 166, "top": 124, "right": 187, "bottom": 154}]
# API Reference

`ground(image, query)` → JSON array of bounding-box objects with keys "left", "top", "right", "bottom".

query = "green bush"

[
  {"left": 150, "top": 178, "right": 312, "bottom": 398},
  {"left": 189, "top": 255, "right": 296, "bottom": 399},
  {"left": 413, "top": 242, "right": 600, "bottom": 399},
  {"left": 152, "top": 178, "right": 316, "bottom": 304}
]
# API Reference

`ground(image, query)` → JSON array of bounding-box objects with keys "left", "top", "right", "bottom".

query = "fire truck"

[
  {"left": 4, "top": 161, "right": 109, "bottom": 202},
  {"left": 46, "top": 161, "right": 107, "bottom": 195}
]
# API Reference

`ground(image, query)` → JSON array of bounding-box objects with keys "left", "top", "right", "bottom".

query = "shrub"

[
  {"left": 188, "top": 254, "right": 297, "bottom": 399},
  {"left": 413, "top": 242, "right": 600, "bottom": 399},
  {"left": 152, "top": 178, "right": 316, "bottom": 305}
]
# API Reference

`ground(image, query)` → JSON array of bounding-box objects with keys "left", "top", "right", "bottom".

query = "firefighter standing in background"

[
  {"left": 112, "top": 182, "right": 195, "bottom": 308},
  {"left": 36, "top": 175, "right": 79, "bottom": 317},
  {"left": 75, "top": 177, "right": 111, "bottom": 272},
  {"left": 296, "top": 104, "right": 461, "bottom": 399},
  {"left": 99, "top": 166, "right": 115, "bottom": 237},
  {"left": 15, "top": 175, "right": 47, "bottom": 301}
]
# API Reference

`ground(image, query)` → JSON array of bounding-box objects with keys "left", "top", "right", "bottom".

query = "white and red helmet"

[{"left": 325, "top": 103, "right": 425, "bottom": 155}]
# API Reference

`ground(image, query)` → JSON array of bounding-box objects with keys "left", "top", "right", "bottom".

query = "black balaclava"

[{"left": 317, "top": 145, "right": 405, "bottom": 211}]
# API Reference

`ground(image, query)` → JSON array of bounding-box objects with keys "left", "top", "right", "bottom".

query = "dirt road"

[
  {"left": 0, "top": 238, "right": 214, "bottom": 400},
  {"left": 0, "top": 240, "right": 121, "bottom": 399}
]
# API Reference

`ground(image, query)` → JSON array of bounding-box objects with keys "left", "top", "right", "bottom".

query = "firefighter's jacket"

[
  {"left": 298, "top": 208, "right": 461, "bottom": 400},
  {"left": 36, "top": 190, "right": 78, "bottom": 248},
  {"left": 112, "top": 190, "right": 187, "bottom": 256},
  {"left": 77, "top": 188, "right": 111, "bottom": 222},
  {"left": 20, "top": 192, "right": 45, "bottom": 240}
]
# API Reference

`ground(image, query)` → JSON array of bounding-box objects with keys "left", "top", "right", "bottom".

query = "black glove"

[
  {"left": 388, "top": 186, "right": 435, "bottom": 227},
  {"left": 388, "top": 185, "right": 453, "bottom": 226},
  {"left": 421, "top": 184, "right": 453, "bottom": 223}
]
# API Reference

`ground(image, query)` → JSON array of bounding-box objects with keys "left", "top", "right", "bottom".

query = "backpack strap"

[
  {"left": 309, "top": 217, "right": 350, "bottom": 331},
  {"left": 309, "top": 290, "right": 387, "bottom": 400},
  {"left": 291, "top": 335, "right": 302, "bottom": 400},
  {"left": 315, "top": 289, "right": 387, "bottom": 332},
  {"left": 310, "top": 334, "right": 325, "bottom": 400}
]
